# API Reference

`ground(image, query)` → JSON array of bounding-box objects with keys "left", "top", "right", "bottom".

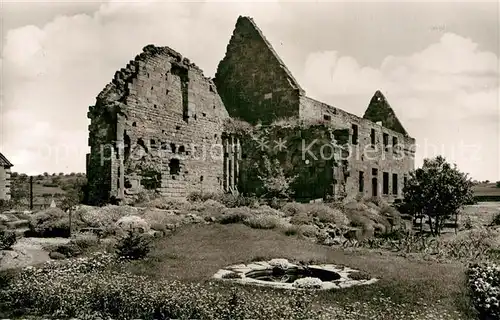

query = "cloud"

[
  {"left": 301, "top": 32, "right": 499, "bottom": 180},
  {"left": 1, "top": 1, "right": 498, "bottom": 181}
]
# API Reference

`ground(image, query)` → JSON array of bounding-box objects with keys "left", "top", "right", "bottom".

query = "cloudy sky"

[{"left": 1, "top": 0, "right": 499, "bottom": 181}]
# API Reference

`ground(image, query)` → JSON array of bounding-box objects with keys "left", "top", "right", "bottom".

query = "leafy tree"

[
  {"left": 402, "top": 156, "right": 474, "bottom": 236},
  {"left": 496, "top": 181, "right": 500, "bottom": 188},
  {"left": 43, "top": 172, "right": 49, "bottom": 177}
]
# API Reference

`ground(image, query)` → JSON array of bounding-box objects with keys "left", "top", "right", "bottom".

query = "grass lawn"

[{"left": 122, "top": 223, "right": 475, "bottom": 318}]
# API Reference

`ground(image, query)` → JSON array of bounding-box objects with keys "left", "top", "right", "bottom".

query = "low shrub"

[
  {"left": 243, "top": 214, "right": 280, "bottom": 230},
  {"left": 307, "top": 204, "right": 349, "bottom": 226},
  {"left": 282, "top": 224, "right": 299, "bottom": 236},
  {"left": 219, "top": 194, "right": 259, "bottom": 208},
  {"left": 491, "top": 213, "right": 500, "bottom": 226},
  {"left": 0, "top": 229, "right": 16, "bottom": 250},
  {"left": 115, "top": 215, "right": 150, "bottom": 234},
  {"left": 115, "top": 230, "right": 152, "bottom": 260},
  {"left": 218, "top": 207, "right": 253, "bottom": 224},
  {"left": 467, "top": 262, "right": 500, "bottom": 319},
  {"left": 298, "top": 224, "right": 319, "bottom": 238},
  {"left": 28, "top": 208, "right": 76, "bottom": 238},
  {"left": 290, "top": 212, "right": 313, "bottom": 225},
  {"left": 348, "top": 271, "right": 372, "bottom": 281},
  {"left": 281, "top": 202, "right": 305, "bottom": 217}
]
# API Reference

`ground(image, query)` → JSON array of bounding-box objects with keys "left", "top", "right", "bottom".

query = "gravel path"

[{"left": 0, "top": 237, "right": 70, "bottom": 271}]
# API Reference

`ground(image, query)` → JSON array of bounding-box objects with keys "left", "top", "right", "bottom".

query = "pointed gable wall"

[
  {"left": 215, "top": 16, "right": 304, "bottom": 124},
  {"left": 363, "top": 90, "right": 409, "bottom": 136}
]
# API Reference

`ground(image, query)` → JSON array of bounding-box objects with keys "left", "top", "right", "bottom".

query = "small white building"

[{"left": 0, "top": 153, "right": 13, "bottom": 201}]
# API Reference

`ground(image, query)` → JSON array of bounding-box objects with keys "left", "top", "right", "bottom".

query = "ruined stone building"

[
  {"left": 86, "top": 16, "right": 415, "bottom": 205},
  {"left": 0, "top": 153, "right": 13, "bottom": 201}
]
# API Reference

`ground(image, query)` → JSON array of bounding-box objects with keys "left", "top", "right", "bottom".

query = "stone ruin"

[{"left": 86, "top": 16, "right": 416, "bottom": 205}]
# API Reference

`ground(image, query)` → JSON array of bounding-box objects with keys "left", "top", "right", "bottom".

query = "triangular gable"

[
  {"left": 363, "top": 90, "right": 409, "bottom": 136},
  {"left": 0, "top": 153, "right": 13, "bottom": 168}
]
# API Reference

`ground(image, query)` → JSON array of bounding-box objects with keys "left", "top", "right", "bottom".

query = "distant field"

[{"left": 473, "top": 183, "right": 500, "bottom": 196}]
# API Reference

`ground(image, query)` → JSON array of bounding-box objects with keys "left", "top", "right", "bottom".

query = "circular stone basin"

[
  {"left": 213, "top": 258, "right": 379, "bottom": 290},
  {"left": 246, "top": 266, "right": 341, "bottom": 283}
]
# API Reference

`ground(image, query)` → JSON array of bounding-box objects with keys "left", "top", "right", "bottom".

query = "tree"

[
  {"left": 43, "top": 172, "right": 49, "bottom": 177},
  {"left": 496, "top": 181, "right": 500, "bottom": 188},
  {"left": 402, "top": 156, "right": 474, "bottom": 236}
]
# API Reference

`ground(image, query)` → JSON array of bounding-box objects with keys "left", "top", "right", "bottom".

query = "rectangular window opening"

[
  {"left": 323, "top": 114, "right": 331, "bottom": 121},
  {"left": 352, "top": 124, "right": 358, "bottom": 145},
  {"left": 383, "top": 172, "right": 389, "bottom": 195},
  {"left": 383, "top": 133, "right": 389, "bottom": 148},
  {"left": 358, "top": 171, "right": 364, "bottom": 192},
  {"left": 392, "top": 173, "right": 398, "bottom": 195},
  {"left": 370, "top": 129, "right": 376, "bottom": 146}
]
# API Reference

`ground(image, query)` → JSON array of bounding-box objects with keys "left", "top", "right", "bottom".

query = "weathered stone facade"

[
  {"left": 87, "top": 15, "right": 415, "bottom": 204},
  {"left": 0, "top": 153, "right": 13, "bottom": 201},
  {"left": 87, "top": 46, "right": 228, "bottom": 205}
]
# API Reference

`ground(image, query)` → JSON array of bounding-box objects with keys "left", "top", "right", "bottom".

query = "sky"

[{"left": 1, "top": 0, "right": 499, "bottom": 181}]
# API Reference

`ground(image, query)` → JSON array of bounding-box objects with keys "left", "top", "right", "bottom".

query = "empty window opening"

[
  {"left": 200, "top": 176, "right": 204, "bottom": 182},
  {"left": 323, "top": 114, "right": 331, "bottom": 121},
  {"left": 194, "top": 114, "right": 197, "bottom": 120},
  {"left": 351, "top": 124, "right": 358, "bottom": 145},
  {"left": 383, "top": 133, "right": 389, "bottom": 148},
  {"left": 140, "top": 169, "right": 161, "bottom": 190},
  {"left": 124, "top": 178, "right": 132, "bottom": 189},
  {"left": 383, "top": 172, "right": 389, "bottom": 195},
  {"left": 154, "top": 104, "right": 157, "bottom": 109},
  {"left": 392, "top": 173, "right": 398, "bottom": 195},
  {"left": 393, "top": 136, "right": 398, "bottom": 147},
  {"left": 214, "top": 134, "right": 218, "bottom": 139},
  {"left": 151, "top": 86, "right": 154, "bottom": 91},
  {"left": 202, "top": 113, "right": 206, "bottom": 117},
  {"left": 150, "top": 139, "right": 157, "bottom": 148},
  {"left": 132, "top": 122, "right": 137, "bottom": 127},
  {"left": 124, "top": 134, "right": 131, "bottom": 161},
  {"left": 370, "top": 129, "right": 376, "bottom": 145},
  {"left": 170, "top": 143, "right": 176, "bottom": 153},
  {"left": 179, "top": 145, "right": 185, "bottom": 153},
  {"left": 161, "top": 142, "right": 167, "bottom": 150},
  {"left": 169, "top": 159, "right": 181, "bottom": 175},
  {"left": 166, "top": 89, "right": 170, "bottom": 95},
  {"left": 359, "top": 171, "right": 364, "bottom": 192},
  {"left": 213, "top": 105, "right": 216, "bottom": 109},
  {"left": 137, "top": 138, "right": 148, "bottom": 153},
  {"left": 209, "top": 85, "right": 215, "bottom": 93},
  {"left": 372, "top": 168, "right": 378, "bottom": 176},
  {"left": 176, "top": 125, "right": 181, "bottom": 130},
  {"left": 404, "top": 175, "right": 408, "bottom": 187}
]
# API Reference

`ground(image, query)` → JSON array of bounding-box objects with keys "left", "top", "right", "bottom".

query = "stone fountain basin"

[{"left": 213, "top": 259, "right": 379, "bottom": 290}]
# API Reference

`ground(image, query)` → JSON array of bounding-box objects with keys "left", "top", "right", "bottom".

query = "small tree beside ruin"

[
  {"left": 256, "top": 156, "right": 296, "bottom": 199},
  {"left": 402, "top": 156, "right": 474, "bottom": 236}
]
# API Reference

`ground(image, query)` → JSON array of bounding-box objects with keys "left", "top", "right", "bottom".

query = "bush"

[
  {"left": 496, "top": 181, "right": 500, "bottom": 188},
  {"left": 307, "top": 204, "right": 349, "bottom": 226},
  {"left": 219, "top": 194, "right": 259, "bottom": 208},
  {"left": 281, "top": 202, "right": 305, "bottom": 217},
  {"left": 290, "top": 212, "right": 312, "bottom": 225},
  {"left": 467, "top": 262, "right": 500, "bottom": 319},
  {"left": 218, "top": 207, "right": 253, "bottom": 224},
  {"left": 243, "top": 215, "right": 279, "bottom": 229},
  {"left": 0, "top": 229, "right": 16, "bottom": 250},
  {"left": 115, "top": 215, "right": 150, "bottom": 234},
  {"left": 491, "top": 213, "right": 500, "bottom": 226},
  {"left": 115, "top": 230, "right": 152, "bottom": 260},
  {"left": 28, "top": 208, "right": 73, "bottom": 237}
]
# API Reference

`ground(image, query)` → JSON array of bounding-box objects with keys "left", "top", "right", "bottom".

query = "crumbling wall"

[
  {"left": 228, "top": 120, "right": 349, "bottom": 201},
  {"left": 0, "top": 166, "right": 11, "bottom": 201},
  {"left": 87, "top": 45, "right": 229, "bottom": 204},
  {"left": 299, "top": 95, "right": 416, "bottom": 202},
  {"left": 214, "top": 16, "right": 304, "bottom": 125}
]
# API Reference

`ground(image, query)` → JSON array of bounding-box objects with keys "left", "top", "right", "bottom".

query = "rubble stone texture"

[
  {"left": 87, "top": 16, "right": 416, "bottom": 205},
  {"left": 0, "top": 153, "right": 13, "bottom": 201}
]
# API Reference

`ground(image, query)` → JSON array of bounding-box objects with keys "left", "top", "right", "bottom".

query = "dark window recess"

[
  {"left": 176, "top": 126, "right": 181, "bottom": 130},
  {"left": 372, "top": 168, "right": 378, "bottom": 176},
  {"left": 393, "top": 136, "right": 398, "bottom": 146},
  {"left": 170, "top": 143, "right": 176, "bottom": 153},
  {"left": 370, "top": 129, "right": 376, "bottom": 145},
  {"left": 358, "top": 171, "right": 364, "bottom": 192},
  {"left": 392, "top": 173, "right": 398, "bottom": 195},
  {"left": 383, "top": 172, "right": 389, "bottom": 195},
  {"left": 124, "top": 134, "right": 131, "bottom": 161},
  {"left": 404, "top": 175, "right": 408, "bottom": 187},
  {"left": 200, "top": 176, "right": 204, "bottom": 182},
  {"left": 202, "top": 113, "right": 206, "bottom": 117},
  {"left": 137, "top": 138, "right": 148, "bottom": 153},
  {"left": 125, "top": 178, "right": 132, "bottom": 188},
  {"left": 351, "top": 124, "right": 358, "bottom": 144},
  {"left": 179, "top": 146, "right": 185, "bottom": 153},
  {"left": 161, "top": 142, "right": 167, "bottom": 150},
  {"left": 383, "top": 133, "right": 389, "bottom": 148},
  {"left": 323, "top": 114, "right": 331, "bottom": 121},
  {"left": 132, "top": 122, "right": 137, "bottom": 127},
  {"left": 150, "top": 139, "right": 157, "bottom": 148},
  {"left": 169, "top": 159, "right": 181, "bottom": 175}
]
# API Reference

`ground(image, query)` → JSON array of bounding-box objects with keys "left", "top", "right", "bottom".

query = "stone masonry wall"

[
  {"left": 300, "top": 96, "right": 416, "bottom": 202},
  {"left": 214, "top": 16, "right": 304, "bottom": 125},
  {"left": 87, "top": 45, "right": 229, "bottom": 204},
  {"left": 232, "top": 122, "right": 350, "bottom": 201},
  {"left": 0, "top": 167, "right": 11, "bottom": 201}
]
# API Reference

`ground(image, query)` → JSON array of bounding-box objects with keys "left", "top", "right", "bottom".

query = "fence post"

[{"left": 29, "top": 176, "right": 33, "bottom": 210}]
